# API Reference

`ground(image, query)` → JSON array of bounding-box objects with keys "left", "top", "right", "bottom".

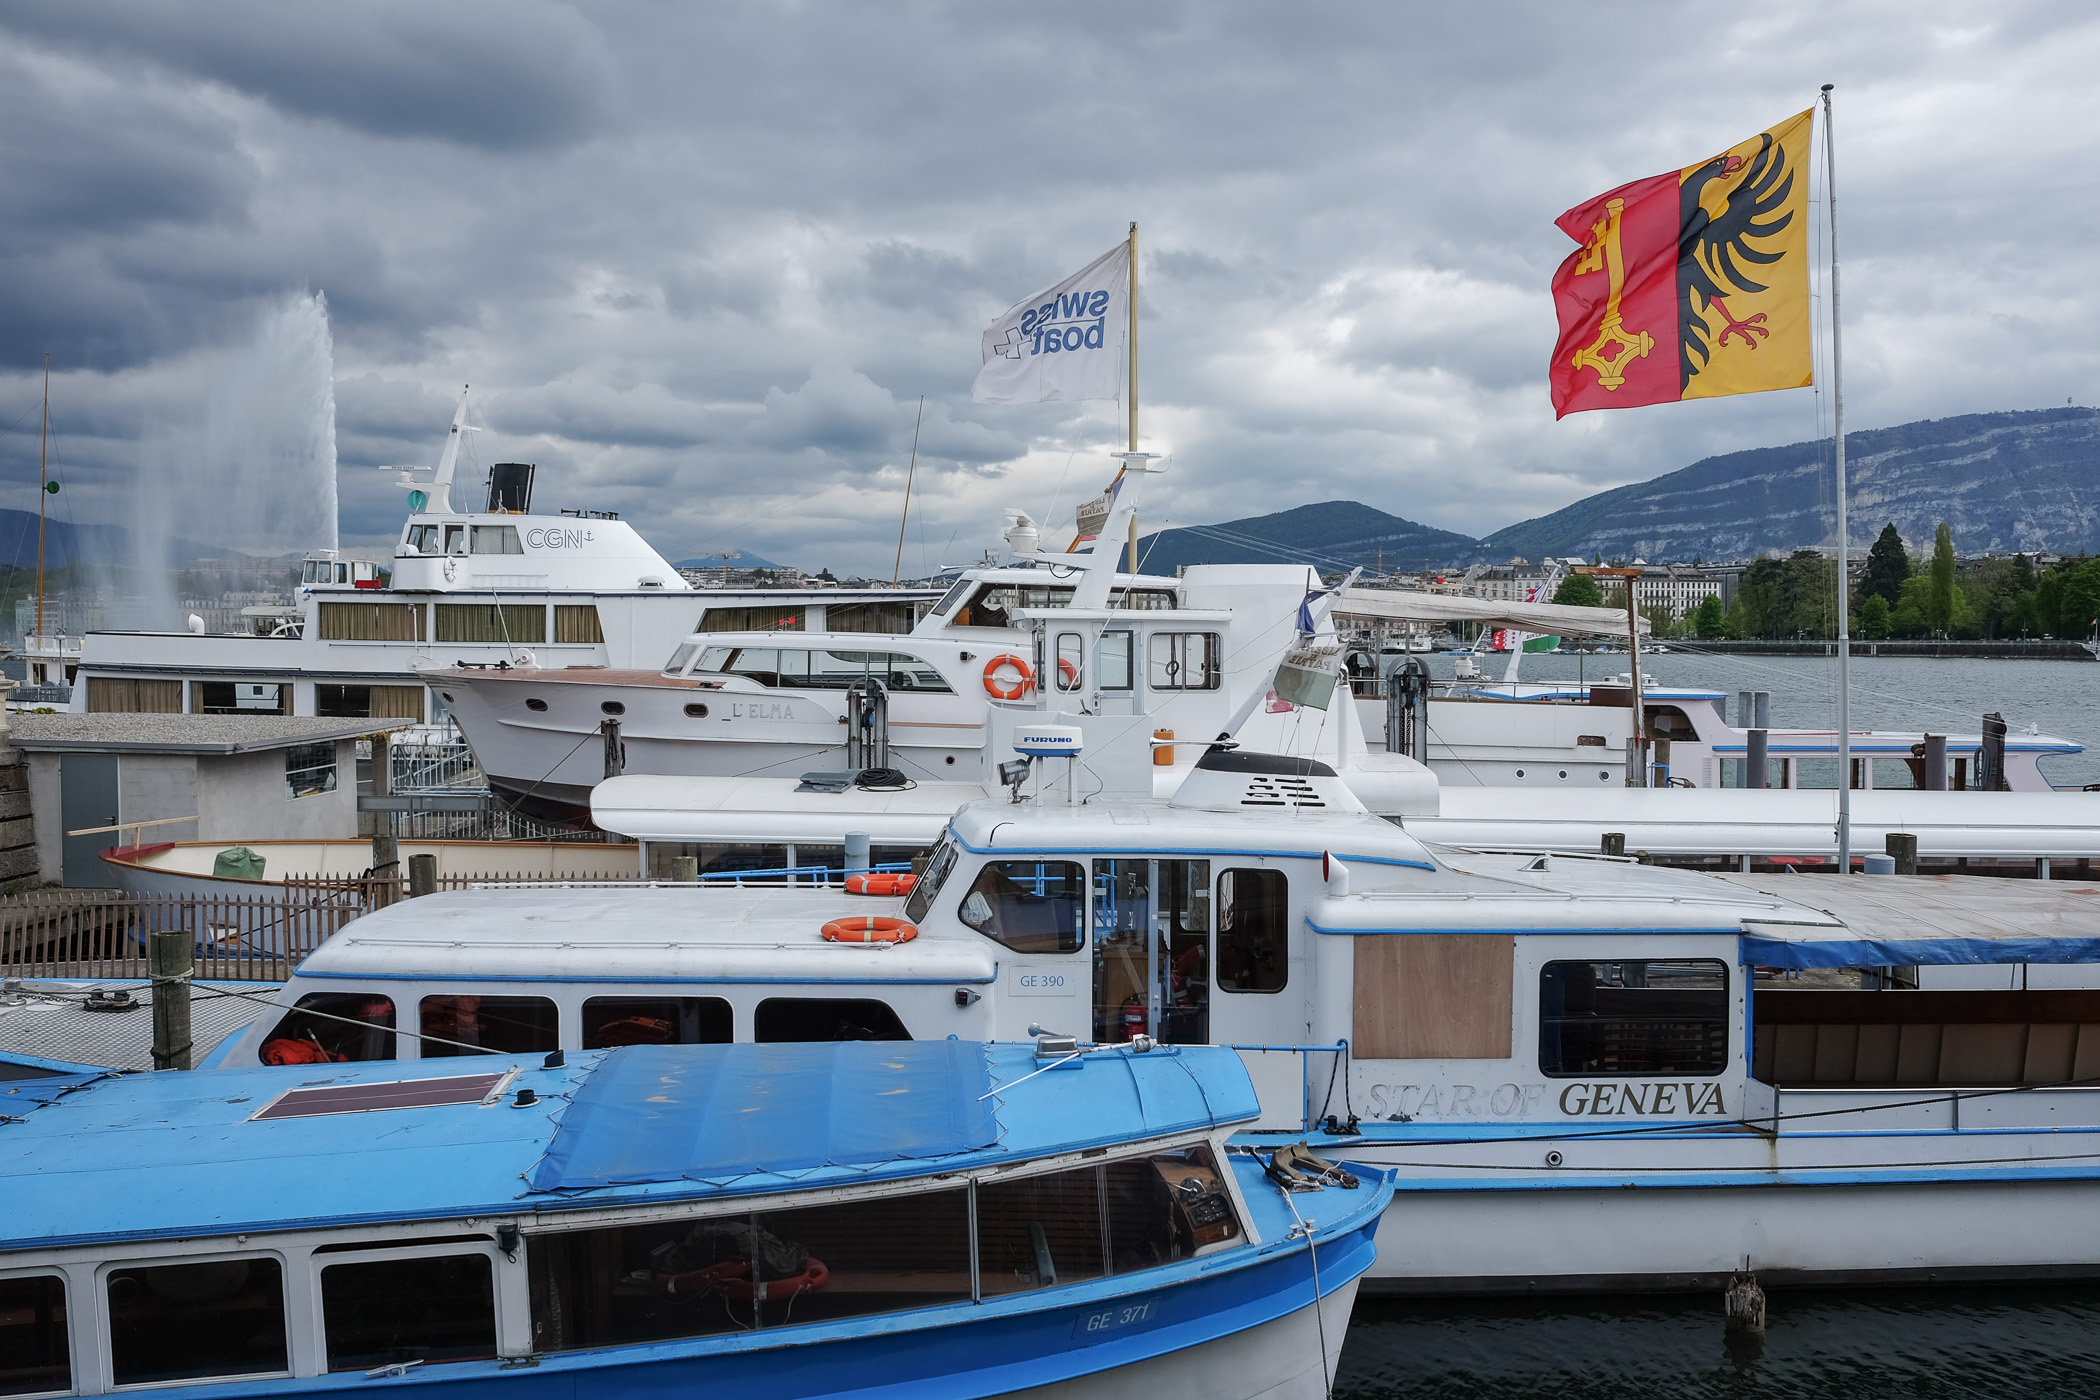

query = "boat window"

[
  {"left": 693, "top": 645, "right": 735, "bottom": 673},
  {"left": 930, "top": 577, "right": 973, "bottom": 616},
  {"left": 696, "top": 605, "right": 806, "bottom": 633},
  {"left": 1097, "top": 630, "right": 1134, "bottom": 691},
  {"left": 470, "top": 525, "right": 522, "bottom": 555},
  {"left": 528, "top": 1187, "right": 969, "bottom": 1347},
  {"left": 582, "top": 997, "right": 733, "bottom": 1047},
  {"left": 753, "top": 998, "right": 911, "bottom": 1042},
  {"left": 435, "top": 603, "right": 548, "bottom": 645},
  {"left": 193, "top": 681, "right": 287, "bottom": 715},
  {"left": 1053, "top": 633, "right": 1085, "bottom": 691},
  {"left": 553, "top": 605, "right": 604, "bottom": 644},
  {"left": 722, "top": 647, "right": 779, "bottom": 685},
  {"left": 259, "top": 993, "right": 396, "bottom": 1064},
  {"left": 957, "top": 860, "right": 1085, "bottom": 954},
  {"left": 1091, "top": 860, "right": 1210, "bottom": 1044},
  {"left": 285, "top": 742, "right": 339, "bottom": 800},
  {"left": 978, "top": 1144, "right": 1238, "bottom": 1296},
  {"left": 406, "top": 524, "right": 440, "bottom": 554},
  {"left": 444, "top": 525, "right": 468, "bottom": 555},
  {"left": 1216, "top": 868, "right": 1287, "bottom": 993},
  {"left": 1148, "top": 633, "right": 1220, "bottom": 691},
  {"left": 318, "top": 601, "right": 424, "bottom": 642},
  {"left": 755, "top": 649, "right": 955, "bottom": 693},
  {"left": 1354, "top": 935, "right": 1513, "bottom": 1059},
  {"left": 419, "top": 995, "right": 559, "bottom": 1057},
  {"left": 1539, "top": 960, "right": 1729, "bottom": 1078},
  {"left": 106, "top": 1258, "right": 288, "bottom": 1386},
  {"left": 320, "top": 1254, "right": 495, "bottom": 1372},
  {"left": 903, "top": 835, "right": 960, "bottom": 923},
  {"left": 0, "top": 1275, "right": 69, "bottom": 1397},
  {"left": 828, "top": 600, "right": 924, "bottom": 634}
]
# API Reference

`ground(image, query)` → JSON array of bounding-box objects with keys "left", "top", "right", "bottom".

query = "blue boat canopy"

[
  {"left": 530, "top": 1041, "right": 999, "bottom": 1191},
  {"left": 0, "top": 1041, "right": 1260, "bottom": 1251},
  {"left": 1730, "top": 873, "right": 2100, "bottom": 970}
]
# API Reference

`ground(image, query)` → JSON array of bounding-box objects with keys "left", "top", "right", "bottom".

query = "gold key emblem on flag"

[{"left": 1568, "top": 198, "right": 1653, "bottom": 390}]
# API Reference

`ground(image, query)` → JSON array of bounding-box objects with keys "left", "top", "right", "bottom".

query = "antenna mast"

[
  {"left": 36, "top": 354, "right": 48, "bottom": 641},
  {"left": 892, "top": 396, "right": 924, "bottom": 586}
]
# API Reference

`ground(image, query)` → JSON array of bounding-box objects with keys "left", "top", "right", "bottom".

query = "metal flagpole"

[
  {"left": 1822, "top": 83, "right": 1852, "bottom": 873},
  {"left": 891, "top": 396, "right": 923, "bottom": 585},
  {"left": 1125, "top": 222, "right": 1140, "bottom": 581}
]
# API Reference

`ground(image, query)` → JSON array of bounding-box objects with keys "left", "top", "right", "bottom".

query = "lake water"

[
  {"left": 1333, "top": 1284, "right": 2100, "bottom": 1398},
  {"left": 1411, "top": 649, "right": 2100, "bottom": 789}
]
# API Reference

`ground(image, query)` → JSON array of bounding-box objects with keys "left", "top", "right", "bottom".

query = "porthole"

[
  {"left": 684, "top": 703, "right": 709, "bottom": 719},
  {"left": 944, "top": 755, "right": 955, "bottom": 766},
  {"left": 1558, "top": 769, "right": 1568, "bottom": 779},
  {"left": 601, "top": 701, "right": 625, "bottom": 717},
  {"left": 525, "top": 698, "right": 547, "bottom": 713},
  {"left": 1515, "top": 768, "right": 1526, "bottom": 779},
  {"left": 1599, "top": 771, "right": 1611, "bottom": 780}
]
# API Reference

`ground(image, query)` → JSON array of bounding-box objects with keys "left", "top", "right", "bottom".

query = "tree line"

[{"left": 1549, "top": 524, "right": 2100, "bottom": 641}]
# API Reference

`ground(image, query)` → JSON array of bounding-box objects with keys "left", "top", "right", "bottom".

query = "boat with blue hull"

[{"left": 0, "top": 1040, "right": 1388, "bottom": 1400}]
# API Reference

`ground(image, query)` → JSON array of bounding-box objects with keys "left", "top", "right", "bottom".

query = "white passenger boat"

[
  {"left": 201, "top": 739, "right": 2100, "bottom": 1291},
  {"left": 427, "top": 462, "right": 1496, "bottom": 827},
  {"left": 60, "top": 390, "right": 936, "bottom": 730},
  {"left": 1376, "top": 673, "right": 2080, "bottom": 792},
  {"left": 0, "top": 1040, "right": 1389, "bottom": 1399}
]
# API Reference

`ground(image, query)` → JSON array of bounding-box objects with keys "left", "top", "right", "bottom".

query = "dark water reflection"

[{"left": 1334, "top": 1285, "right": 2100, "bottom": 1398}]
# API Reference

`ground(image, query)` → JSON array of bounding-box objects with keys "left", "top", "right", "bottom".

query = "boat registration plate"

[{"left": 1074, "top": 1298, "right": 1160, "bottom": 1337}]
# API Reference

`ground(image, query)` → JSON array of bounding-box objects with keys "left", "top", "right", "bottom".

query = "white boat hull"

[{"left": 1000, "top": 1277, "right": 1360, "bottom": 1400}]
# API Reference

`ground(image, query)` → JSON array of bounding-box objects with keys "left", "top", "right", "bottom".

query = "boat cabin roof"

[
  {"left": 0, "top": 1041, "right": 1259, "bottom": 1251},
  {"left": 297, "top": 885, "right": 997, "bottom": 984}
]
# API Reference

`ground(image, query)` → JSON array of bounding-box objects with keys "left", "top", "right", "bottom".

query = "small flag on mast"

[
  {"left": 1549, "top": 110, "right": 1814, "bottom": 418},
  {"left": 973, "top": 242, "right": 1130, "bottom": 405}
]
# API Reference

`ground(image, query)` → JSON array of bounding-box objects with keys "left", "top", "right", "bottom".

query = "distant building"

[
  {"left": 1464, "top": 560, "right": 1558, "bottom": 604},
  {"left": 1632, "top": 564, "right": 1722, "bottom": 619}
]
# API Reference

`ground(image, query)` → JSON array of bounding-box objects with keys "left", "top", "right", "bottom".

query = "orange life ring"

[
  {"left": 821, "top": 916, "right": 918, "bottom": 944},
  {"left": 655, "top": 1257, "right": 830, "bottom": 1303},
  {"left": 844, "top": 872, "right": 918, "bottom": 896},
  {"left": 983, "top": 653, "right": 1034, "bottom": 700},
  {"left": 726, "top": 1258, "right": 828, "bottom": 1303},
  {"left": 1056, "top": 657, "right": 1081, "bottom": 690}
]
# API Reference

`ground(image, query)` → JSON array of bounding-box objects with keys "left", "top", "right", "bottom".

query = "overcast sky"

[{"left": 2, "top": 1, "right": 2095, "bottom": 575}]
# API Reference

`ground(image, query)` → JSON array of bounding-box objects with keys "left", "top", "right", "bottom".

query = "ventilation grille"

[{"left": 1241, "top": 776, "right": 1326, "bottom": 808}]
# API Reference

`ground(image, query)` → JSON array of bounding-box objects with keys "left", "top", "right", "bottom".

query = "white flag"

[{"left": 971, "top": 242, "right": 1128, "bottom": 404}]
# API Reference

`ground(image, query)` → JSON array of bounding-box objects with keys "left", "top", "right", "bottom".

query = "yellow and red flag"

[{"left": 1549, "top": 110, "right": 1813, "bottom": 418}]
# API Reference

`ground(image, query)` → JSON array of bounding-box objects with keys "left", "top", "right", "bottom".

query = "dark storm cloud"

[
  {"left": 7, "top": 1, "right": 613, "bottom": 151},
  {"left": 1, "top": 1, "right": 2097, "bottom": 573}
]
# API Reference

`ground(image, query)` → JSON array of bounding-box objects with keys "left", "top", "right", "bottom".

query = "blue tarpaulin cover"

[{"left": 530, "top": 1041, "right": 999, "bottom": 1191}]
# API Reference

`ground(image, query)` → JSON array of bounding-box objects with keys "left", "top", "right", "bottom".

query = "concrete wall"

[
  {"left": 196, "top": 739, "right": 359, "bottom": 842},
  {"left": 26, "top": 752, "right": 59, "bottom": 883}
]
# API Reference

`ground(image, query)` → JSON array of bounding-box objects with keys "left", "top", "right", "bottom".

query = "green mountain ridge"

[{"left": 1137, "top": 408, "right": 2100, "bottom": 573}]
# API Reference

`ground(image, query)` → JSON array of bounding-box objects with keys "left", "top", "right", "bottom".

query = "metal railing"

[{"left": 0, "top": 862, "right": 920, "bottom": 981}]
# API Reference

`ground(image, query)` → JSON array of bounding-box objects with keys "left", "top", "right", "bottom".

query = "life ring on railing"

[
  {"left": 821, "top": 916, "right": 918, "bottom": 944},
  {"left": 844, "top": 872, "right": 917, "bottom": 896},
  {"left": 983, "top": 653, "right": 1033, "bottom": 700},
  {"left": 656, "top": 1260, "right": 750, "bottom": 1298}
]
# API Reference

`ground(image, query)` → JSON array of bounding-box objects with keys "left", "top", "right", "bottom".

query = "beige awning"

[{"left": 1332, "top": 588, "right": 1649, "bottom": 639}]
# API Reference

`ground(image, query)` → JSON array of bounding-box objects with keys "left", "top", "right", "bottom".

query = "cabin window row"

[
  {"left": 690, "top": 601, "right": 926, "bottom": 634},
  {"left": 0, "top": 1146, "right": 1237, "bottom": 1394},
  {"left": 316, "top": 603, "right": 604, "bottom": 646},
  {"left": 676, "top": 645, "right": 953, "bottom": 693},
  {"left": 0, "top": 1247, "right": 498, "bottom": 1395},
  {"left": 258, "top": 993, "right": 913, "bottom": 1064},
  {"left": 527, "top": 1143, "right": 1239, "bottom": 1350},
  {"left": 936, "top": 582, "right": 1180, "bottom": 627}
]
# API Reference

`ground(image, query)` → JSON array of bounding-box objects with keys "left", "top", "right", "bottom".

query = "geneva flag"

[
  {"left": 972, "top": 242, "right": 1129, "bottom": 405},
  {"left": 1549, "top": 110, "right": 1812, "bottom": 418}
]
